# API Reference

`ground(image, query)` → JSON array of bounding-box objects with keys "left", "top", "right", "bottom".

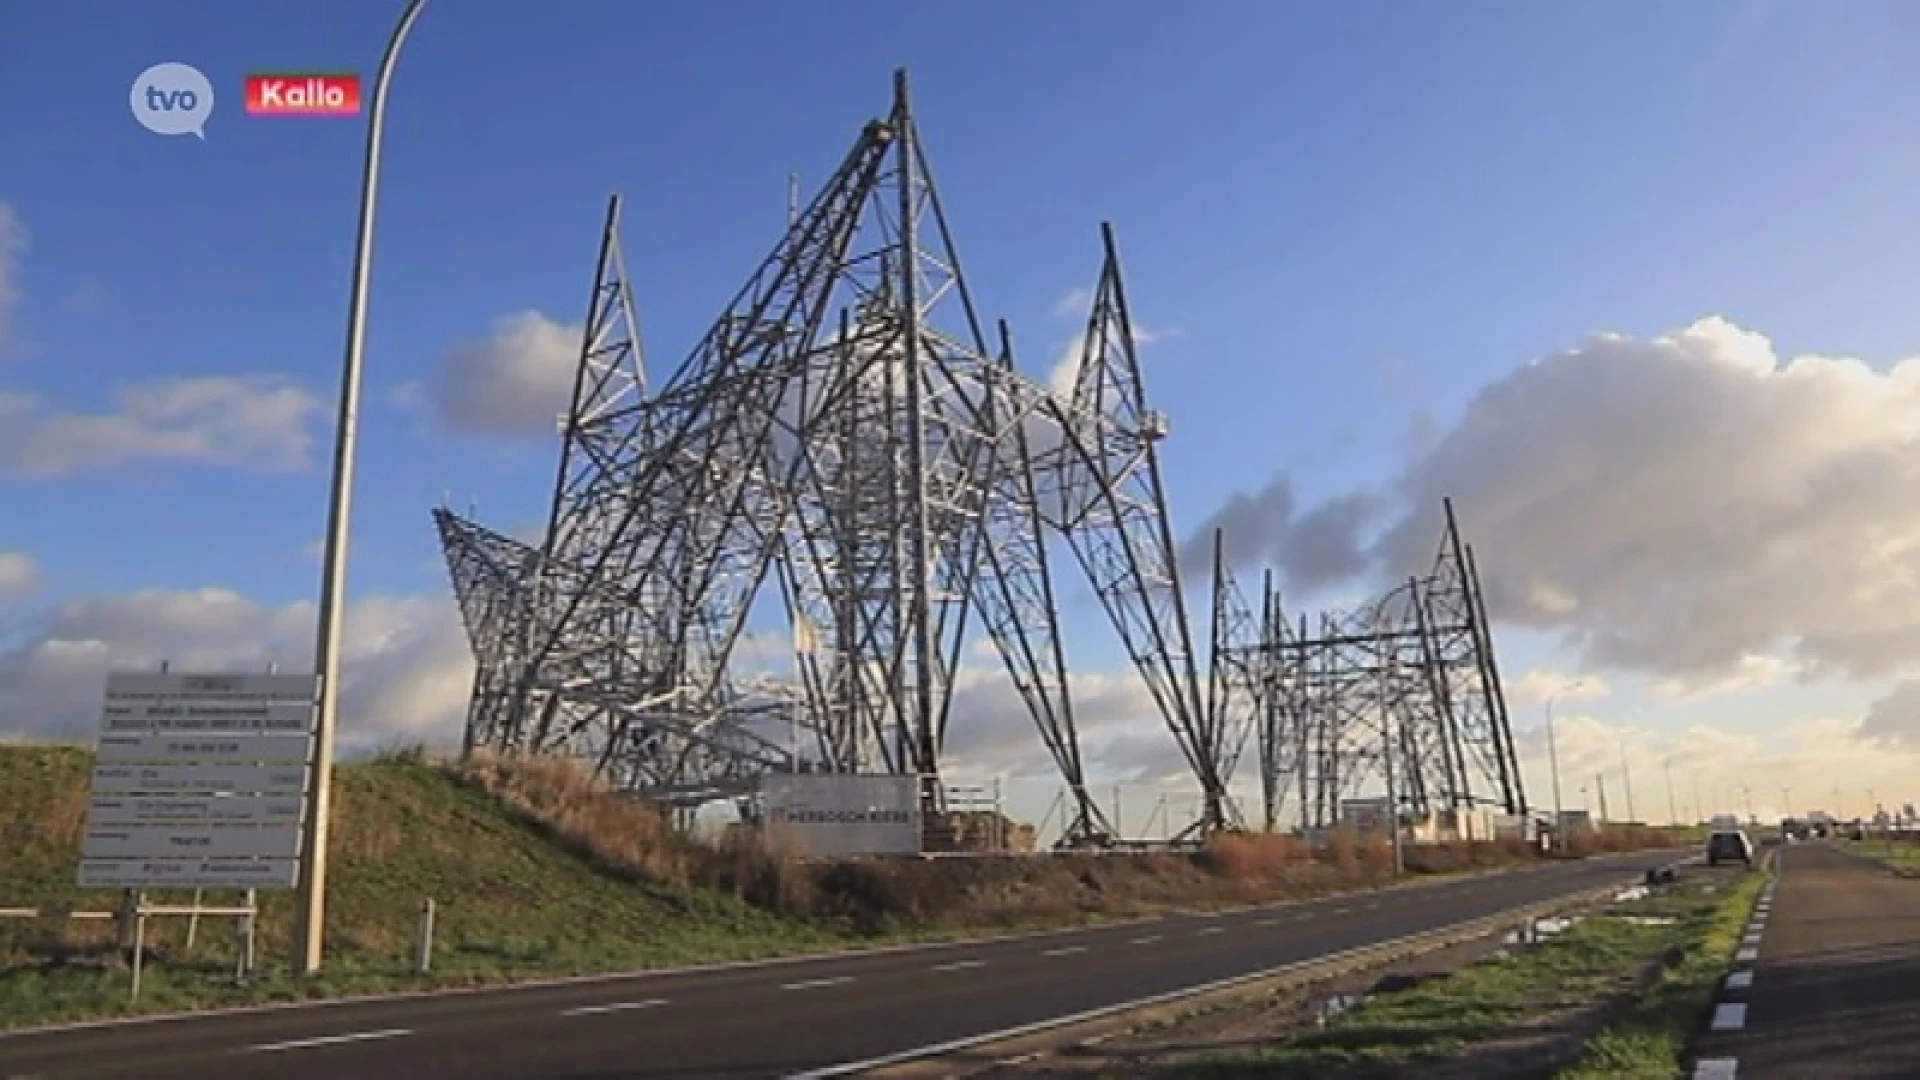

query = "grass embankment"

[
  {"left": 1163, "top": 869, "right": 1765, "bottom": 1079},
  {"left": 1840, "top": 835, "right": 1920, "bottom": 875},
  {"left": 0, "top": 743, "right": 1681, "bottom": 1031}
]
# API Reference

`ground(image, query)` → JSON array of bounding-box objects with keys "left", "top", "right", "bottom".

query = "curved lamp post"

[{"left": 295, "top": 0, "right": 430, "bottom": 977}]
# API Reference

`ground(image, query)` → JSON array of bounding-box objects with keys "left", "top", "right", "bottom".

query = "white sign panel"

[
  {"left": 87, "top": 794, "right": 306, "bottom": 825},
  {"left": 102, "top": 701, "right": 315, "bottom": 734},
  {"left": 761, "top": 774, "right": 922, "bottom": 857},
  {"left": 91, "top": 763, "right": 309, "bottom": 794},
  {"left": 79, "top": 857, "right": 300, "bottom": 889},
  {"left": 81, "top": 671, "right": 320, "bottom": 890},
  {"left": 104, "top": 672, "right": 319, "bottom": 701},
  {"left": 83, "top": 824, "right": 303, "bottom": 860},
  {"left": 96, "top": 732, "right": 312, "bottom": 765}
]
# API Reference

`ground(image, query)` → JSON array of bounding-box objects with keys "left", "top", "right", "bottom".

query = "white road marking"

[
  {"left": 248, "top": 1028, "right": 412, "bottom": 1053},
  {"left": 782, "top": 976, "right": 854, "bottom": 992},
  {"left": 1129, "top": 935, "right": 1163, "bottom": 945},
  {"left": 1333, "top": 907, "right": 1351, "bottom": 915},
  {"left": 1042, "top": 945, "right": 1087, "bottom": 957},
  {"left": 1254, "top": 918, "right": 1278, "bottom": 927},
  {"left": 560, "top": 998, "right": 666, "bottom": 1017},
  {"left": 1195, "top": 926, "right": 1225, "bottom": 936},
  {"left": 1366, "top": 901, "right": 1381, "bottom": 910},
  {"left": 1693, "top": 1057, "right": 1739, "bottom": 1079},
  {"left": 1712, "top": 1002, "right": 1749, "bottom": 1031},
  {"left": 1725, "top": 970, "right": 1753, "bottom": 990},
  {"left": 931, "top": 960, "right": 985, "bottom": 973},
  {"left": 1735, "top": 947, "right": 1759, "bottom": 962}
]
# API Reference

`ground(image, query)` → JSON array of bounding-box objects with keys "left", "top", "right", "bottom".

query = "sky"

[{"left": 4, "top": 0, "right": 1920, "bottom": 839}]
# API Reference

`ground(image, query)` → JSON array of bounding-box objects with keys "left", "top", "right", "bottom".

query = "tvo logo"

[{"left": 130, "top": 62, "right": 214, "bottom": 138}]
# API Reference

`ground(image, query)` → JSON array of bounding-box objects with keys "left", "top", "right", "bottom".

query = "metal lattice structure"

[
  {"left": 433, "top": 70, "right": 1249, "bottom": 844},
  {"left": 1210, "top": 498, "right": 1526, "bottom": 833}
]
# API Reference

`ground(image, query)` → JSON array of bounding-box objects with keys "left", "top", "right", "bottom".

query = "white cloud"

[
  {"left": 1051, "top": 287, "right": 1092, "bottom": 320},
  {"left": 0, "top": 587, "right": 471, "bottom": 753},
  {"left": 1504, "top": 668, "right": 1610, "bottom": 709},
  {"left": 0, "top": 375, "right": 325, "bottom": 478},
  {"left": 1211, "top": 316, "right": 1920, "bottom": 691},
  {"left": 0, "top": 551, "right": 36, "bottom": 601},
  {"left": 0, "top": 578, "right": 1193, "bottom": 785},
  {"left": 0, "top": 203, "right": 24, "bottom": 353},
  {"left": 1044, "top": 322, "right": 1172, "bottom": 399},
  {"left": 1510, "top": 708, "right": 1906, "bottom": 823},
  {"left": 402, "top": 310, "right": 581, "bottom": 438}
]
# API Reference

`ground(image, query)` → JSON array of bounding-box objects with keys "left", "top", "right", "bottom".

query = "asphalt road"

[
  {"left": 1695, "top": 842, "right": 1920, "bottom": 1079},
  {"left": 0, "top": 851, "right": 1679, "bottom": 1080}
]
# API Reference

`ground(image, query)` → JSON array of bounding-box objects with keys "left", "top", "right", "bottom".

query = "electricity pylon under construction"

[
  {"left": 1207, "top": 499, "right": 1528, "bottom": 834},
  {"left": 432, "top": 70, "right": 1242, "bottom": 845}
]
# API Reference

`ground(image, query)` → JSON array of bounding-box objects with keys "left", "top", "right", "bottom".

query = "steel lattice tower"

[{"left": 1211, "top": 498, "right": 1526, "bottom": 833}]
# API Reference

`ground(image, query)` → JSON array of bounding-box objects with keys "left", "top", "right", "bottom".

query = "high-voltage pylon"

[
  {"left": 435, "top": 71, "right": 1159, "bottom": 841},
  {"left": 1030, "top": 227, "right": 1220, "bottom": 837},
  {"left": 1214, "top": 498, "right": 1525, "bottom": 833}
]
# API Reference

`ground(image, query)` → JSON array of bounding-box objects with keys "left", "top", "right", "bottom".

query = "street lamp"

[
  {"left": 1544, "top": 679, "right": 1584, "bottom": 852},
  {"left": 294, "top": 0, "right": 431, "bottom": 977}
]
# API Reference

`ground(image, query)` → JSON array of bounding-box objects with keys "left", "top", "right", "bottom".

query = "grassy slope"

[{"left": 0, "top": 745, "right": 838, "bottom": 1027}]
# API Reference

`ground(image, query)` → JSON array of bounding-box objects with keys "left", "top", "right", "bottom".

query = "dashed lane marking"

[
  {"left": 560, "top": 999, "right": 666, "bottom": 1017},
  {"left": 247, "top": 1028, "right": 412, "bottom": 1053},
  {"left": 1693, "top": 1057, "right": 1739, "bottom": 1079},
  {"left": 1735, "top": 947, "right": 1759, "bottom": 962},
  {"left": 1042, "top": 946, "right": 1088, "bottom": 958},
  {"left": 1195, "top": 926, "right": 1224, "bottom": 936},
  {"left": 1712, "top": 1003, "right": 1748, "bottom": 1031},
  {"left": 1725, "top": 970, "right": 1753, "bottom": 990},
  {"left": 931, "top": 960, "right": 985, "bottom": 973},
  {"left": 1253, "top": 918, "right": 1278, "bottom": 927},
  {"left": 782, "top": 976, "right": 855, "bottom": 992},
  {"left": 1129, "top": 935, "right": 1163, "bottom": 945}
]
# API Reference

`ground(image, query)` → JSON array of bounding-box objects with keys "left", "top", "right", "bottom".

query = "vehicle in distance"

[{"left": 1706, "top": 829, "right": 1755, "bottom": 867}]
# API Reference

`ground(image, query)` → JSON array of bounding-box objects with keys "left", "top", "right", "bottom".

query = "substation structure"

[
  {"left": 430, "top": 69, "right": 1521, "bottom": 850},
  {"left": 1207, "top": 499, "right": 1529, "bottom": 836}
]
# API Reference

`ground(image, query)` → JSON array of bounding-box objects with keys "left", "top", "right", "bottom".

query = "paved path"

[
  {"left": 1694, "top": 843, "right": 1920, "bottom": 1079},
  {"left": 0, "top": 852, "right": 1675, "bottom": 1080}
]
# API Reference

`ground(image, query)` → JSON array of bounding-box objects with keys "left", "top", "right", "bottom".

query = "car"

[{"left": 1706, "top": 829, "right": 1755, "bottom": 867}]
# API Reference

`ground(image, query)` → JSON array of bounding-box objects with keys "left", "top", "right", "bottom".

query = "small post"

[
  {"left": 129, "top": 895, "right": 148, "bottom": 1003},
  {"left": 414, "top": 898, "right": 436, "bottom": 974},
  {"left": 238, "top": 889, "right": 258, "bottom": 979},
  {"left": 185, "top": 887, "right": 204, "bottom": 951}
]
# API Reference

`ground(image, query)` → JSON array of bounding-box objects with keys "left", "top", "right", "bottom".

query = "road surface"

[
  {"left": 0, "top": 851, "right": 1676, "bottom": 1080},
  {"left": 1694, "top": 842, "right": 1920, "bottom": 1079}
]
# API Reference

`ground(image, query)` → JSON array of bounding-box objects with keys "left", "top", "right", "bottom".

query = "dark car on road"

[{"left": 1707, "top": 829, "right": 1755, "bottom": 867}]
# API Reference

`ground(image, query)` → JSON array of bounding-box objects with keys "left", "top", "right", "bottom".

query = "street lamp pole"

[
  {"left": 294, "top": 0, "right": 430, "bottom": 977},
  {"left": 1544, "top": 679, "right": 1582, "bottom": 852}
]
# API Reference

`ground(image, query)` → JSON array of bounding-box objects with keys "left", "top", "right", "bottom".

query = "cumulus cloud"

[
  {"left": 1206, "top": 316, "right": 1920, "bottom": 689},
  {"left": 0, "top": 375, "right": 325, "bottom": 478},
  {"left": 0, "top": 552, "right": 37, "bottom": 602},
  {"left": 0, "top": 587, "right": 471, "bottom": 753},
  {"left": 1858, "top": 679, "right": 1920, "bottom": 748},
  {"left": 0, "top": 578, "right": 1195, "bottom": 786},
  {"left": 1179, "top": 473, "right": 1381, "bottom": 592},
  {"left": 1503, "top": 668, "right": 1610, "bottom": 709},
  {"left": 401, "top": 311, "right": 582, "bottom": 438}
]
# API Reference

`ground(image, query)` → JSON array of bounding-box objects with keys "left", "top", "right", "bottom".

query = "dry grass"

[{"left": 442, "top": 751, "right": 1687, "bottom": 935}]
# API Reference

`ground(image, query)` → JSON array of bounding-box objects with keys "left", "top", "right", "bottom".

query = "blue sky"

[{"left": 6, "top": 0, "right": 1920, "bottom": 828}]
